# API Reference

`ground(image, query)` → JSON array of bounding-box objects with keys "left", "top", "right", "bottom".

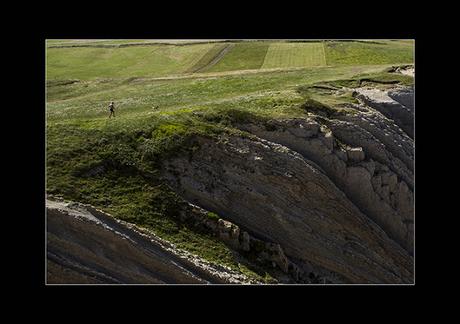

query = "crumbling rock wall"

[
  {"left": 238, "top": 116, "right": 413, "bottom": 253},
  {"left": 353, "top": 87, "right": 414, "bottom": 139},
  {"left": 180, "top": 203, "right": 341, "bottom": 283},
  {"left": 162, "top": 134, "right": 413, "bottom": 283}
]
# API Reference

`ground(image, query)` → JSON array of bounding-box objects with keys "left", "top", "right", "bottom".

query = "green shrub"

[{"left": 206, "top": 211, "right": 220, "bottom": 221}]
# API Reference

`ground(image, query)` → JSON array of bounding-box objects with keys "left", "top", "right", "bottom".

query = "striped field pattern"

[
  {"left": 47, "top": 40, "right": 414, "bottom": 80},
  {"left": 261, "top": 42, "right": 327, "bottom": 69}
]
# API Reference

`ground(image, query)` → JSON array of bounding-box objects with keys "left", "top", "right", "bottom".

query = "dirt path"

[{"left": 133, "top": 65, "right": 312, "bottom": 82}]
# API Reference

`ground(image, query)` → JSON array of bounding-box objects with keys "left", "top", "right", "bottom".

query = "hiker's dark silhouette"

[{"left": 109, "top": 101, "right": 115, "bottom": 118}]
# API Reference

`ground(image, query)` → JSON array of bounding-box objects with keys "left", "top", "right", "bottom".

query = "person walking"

[{"left": 108, "top": 101, "right": 115, "bottom": 118}]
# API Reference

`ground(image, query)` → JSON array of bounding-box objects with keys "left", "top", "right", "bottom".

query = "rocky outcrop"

[
  {"left": 46, "top": 199, "right": 255, "bottom": 284},
  {"left": 162, "top": 134, "right": 413, "bottom": 283},
  {"left": 179, "top": 203, "right": 328, "bottom": 283},
  {"left": 353, "top": 87, "right": 414, "bottom": 139},
  {"left": 390, "top": 65, "right": 415, "bottom": 78},
  {"left": 327, "top": 117, "right": 413, "bottom": 185},
  {"left": 237, "top": 116, "right": 413, "bottom": 254}
]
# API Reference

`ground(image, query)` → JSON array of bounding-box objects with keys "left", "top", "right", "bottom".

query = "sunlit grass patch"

[{"left": 262, "top": 42, "right": 326, "bottom": 69}]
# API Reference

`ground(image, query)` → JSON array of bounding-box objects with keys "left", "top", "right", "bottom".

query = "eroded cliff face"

[
  {"left": 353, "top": 87, "right": 414, "bottom": 139},
  {"left": 238, "top": 116, "right": 413, "bottom": 254},
  {"left": 162, "top": 136, "right": 413, "bottom": 283},
  {"left": 161, "top": 86, "right": 414, "bottom": 284}
]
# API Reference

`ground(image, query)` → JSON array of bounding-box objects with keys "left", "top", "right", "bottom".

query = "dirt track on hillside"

[{"left": 192, "top": 44, "right": 235, "bottom": 73}]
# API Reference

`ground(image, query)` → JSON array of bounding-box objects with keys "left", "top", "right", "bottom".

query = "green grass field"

[
  {"left": 204, "top": 42, "right": 269, "bottom": 72},
  {"left": 46, "top": 43, "right": 216, "bottom": 80},
  {"left": 47, "top": 40, "right": 414, "bottom": 80},
  {"left": 46, "top": 39, "right": 414, "bottom": 281},
  {"left": 261, "top": 42, "right": 326, "bottom": 68},
  {"left": 324, "top": 40, "right": 414, "bottom": 65},
  {"left": 47, "top": 39, "right": 226, "bottom": 47}
]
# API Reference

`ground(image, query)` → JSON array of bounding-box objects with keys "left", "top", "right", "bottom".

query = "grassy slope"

[
  {"left": 47, "top": 40, "right": 414, "bottom": 80},
  {"left": 46, "top": 43, "right": 215, "bottom": 80},
  {"left": 46, "top": 40, "right": 414, "bottom": 282},
  {"left": 185, "top": 43, "right": 230, "bottom": 73},
  {"left": 324, "top": 40, "right": 414, "bottom": 65},
  {"left": 261, "top": 42, "right": 326, "bottom": 68},
  {"left": 47, "top": 65, "right": 400, "bottom": 123},
  {"left": 205, "top": 42, "right": 269, "bottom": 72}
]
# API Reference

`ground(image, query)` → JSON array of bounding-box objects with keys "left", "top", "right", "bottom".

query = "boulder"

[{"left": 217, "top": 219, "right": 240, "bottom": 249}]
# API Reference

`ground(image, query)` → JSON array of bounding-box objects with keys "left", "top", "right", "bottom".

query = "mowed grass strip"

[
  {"left": 206, "top": 42, "right": 269, "bottom": 72},
  {"left": 324, "top": 40, "right": 414, "bottom": 65},
  {"left": 261, "top": 42, "right": 326, "bottom": 69},
  {"left": 46, "top": 43, "right": 215, "bottom": 80}
]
